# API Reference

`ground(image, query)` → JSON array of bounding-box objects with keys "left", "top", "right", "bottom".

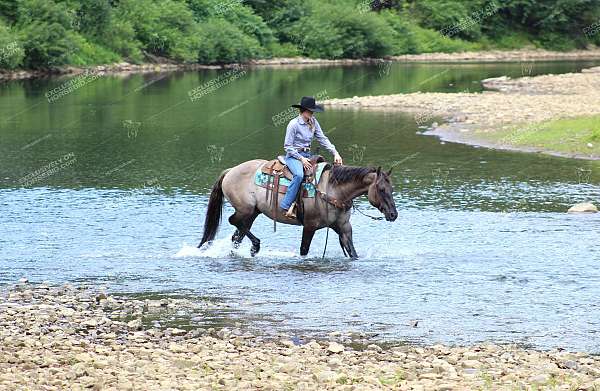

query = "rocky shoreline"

[
  {"left": 1, "top": 282, "right": 599, "bottom": 390},
  {"left": 3, "top": 48, "right": 600, "bottom": 82},
  {"left": 324, "top": 66, "right": 600, "bottom": 160},
  {"left": 390, "top": 48, "right": 600, "bottom": 63}
]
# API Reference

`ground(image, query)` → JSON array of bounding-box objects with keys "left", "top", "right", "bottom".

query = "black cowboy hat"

[{"left": 291, "top": 96, "right": 324, "bottom": 113}]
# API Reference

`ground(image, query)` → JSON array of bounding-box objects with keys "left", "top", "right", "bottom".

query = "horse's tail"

[{"left": 198, "top": 170, "right": 228, "bottom": 248}]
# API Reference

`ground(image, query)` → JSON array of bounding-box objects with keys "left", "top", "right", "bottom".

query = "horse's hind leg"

[
  {"left": 231, "top": 229, "right": 244, "bottom": 249},
  {"left": 245, "top": 230, "right": 261, "bottom": 257},
  {"left": 228, "top": 210, "right": 261, "bottom": 256}
]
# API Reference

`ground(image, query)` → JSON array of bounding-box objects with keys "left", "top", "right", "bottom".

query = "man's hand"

[
  {"left": 334, "top": 153, "right": 343, "bottom": 165},
  {"left": 301, "top": 157, "right": 313, "bottom": 170}
]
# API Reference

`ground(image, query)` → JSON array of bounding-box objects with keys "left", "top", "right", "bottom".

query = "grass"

[{"left": 476, "top": 115, "right": 600, "bottom": 158}]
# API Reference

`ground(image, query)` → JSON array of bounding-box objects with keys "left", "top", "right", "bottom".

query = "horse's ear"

[
  {"left": 376, "top": 166, "right": 381, "bottom": 176},
  {"left": 387, "top": 167, "right": 393, "bottom": 176}
]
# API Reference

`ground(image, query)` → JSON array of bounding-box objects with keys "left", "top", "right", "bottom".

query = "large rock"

[
  {"left": 326, "top": 342, "right": 345, "bottom": 354},
  {"left": 567, "top": 202, "right": 598, "bottom": 213},
  {"left": 582, "top": 66, "right": 600, "bottom": 73}
]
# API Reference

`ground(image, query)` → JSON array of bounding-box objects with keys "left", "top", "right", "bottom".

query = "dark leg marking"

[
  {"left": 300, "top": 227, "right": 316, "bottom": 256},
  {"left": 229, "top": 211, "right": 261, "bottom": 256},
  {"left": 231, "top": 229, "right": 244, "bottom": 249}
]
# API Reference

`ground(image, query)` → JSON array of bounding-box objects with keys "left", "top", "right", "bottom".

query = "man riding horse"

[{"left": 281, "top": 96, "right": 343, "bottom": 218}]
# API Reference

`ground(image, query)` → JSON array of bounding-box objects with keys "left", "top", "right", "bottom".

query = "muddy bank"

[
  {"left": 1, "top": 282, "right": 599, "bottom": 390},
  {"left": 324, "top": 66, "right": 600, "bottom": 160},
  {"left": 3, "top": 48, "right": 600, "bottom": 82}
]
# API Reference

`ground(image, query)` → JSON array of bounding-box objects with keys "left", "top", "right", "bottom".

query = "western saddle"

[
  {"left": 261, "top": 155, "right": 325, "bottom": 181},
  {"left": 261, "top": 155, "right": 326, "bottom": 229}
]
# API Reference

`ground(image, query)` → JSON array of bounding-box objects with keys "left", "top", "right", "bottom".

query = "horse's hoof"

[{"left": 250, "top": 245, "right": 260, "bottom": 257}]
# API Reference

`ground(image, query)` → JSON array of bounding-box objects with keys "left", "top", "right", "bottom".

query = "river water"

[{"left": 1, "top": 61, "right": 600, "bottom": 352}]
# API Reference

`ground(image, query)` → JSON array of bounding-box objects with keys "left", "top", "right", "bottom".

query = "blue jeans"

[{"left": 281, "top": 151, "right": 311, "bottom": 210}]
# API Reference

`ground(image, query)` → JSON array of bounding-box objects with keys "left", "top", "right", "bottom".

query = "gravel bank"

[
  {"left": 390, "top": 49, "right": 600, "bottom": 63},
  {"left": 324, "top": 67, "right": 600, "bottom": 160},
  {"left": 2, "top": 282, "right": 600, "bottom": 390}
]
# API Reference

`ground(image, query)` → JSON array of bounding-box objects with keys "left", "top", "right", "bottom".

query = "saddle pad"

[{"left": 254, "top": 162, "right": 328, "bottom": 198}]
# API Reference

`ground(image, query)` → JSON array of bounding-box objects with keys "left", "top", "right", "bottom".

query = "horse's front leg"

[
  {"left": 334, "top": 222, "right": 358, "bottom": 259},
  {"left": 300, "top": 227, "right": 316, "bottom": 256}
]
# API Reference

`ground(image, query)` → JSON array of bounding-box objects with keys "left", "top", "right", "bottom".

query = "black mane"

[{"left": 328, "top": 165, "right": 376, "bottom": 184}]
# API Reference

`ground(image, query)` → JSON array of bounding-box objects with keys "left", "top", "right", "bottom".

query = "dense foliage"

[{"left": 0, "top": 0, "right": 598, "bottom": 69}]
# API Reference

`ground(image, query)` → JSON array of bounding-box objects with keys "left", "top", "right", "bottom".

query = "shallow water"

[{"left": 1, "top": 61, "right": 600, "bottom": 352}]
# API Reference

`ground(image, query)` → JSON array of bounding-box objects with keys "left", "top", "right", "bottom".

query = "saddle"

[
  {"left": 260, "top": 155, "right": 326, "bottom": 231},
  {"left": 261, "top": 155, "right": 325, "bottom": 182}
]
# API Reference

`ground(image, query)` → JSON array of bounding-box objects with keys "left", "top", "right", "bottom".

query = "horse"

[{"left": 197, "top": 159, "right": 398, "bottom": 259}]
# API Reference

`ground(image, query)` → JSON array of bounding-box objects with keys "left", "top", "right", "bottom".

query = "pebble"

[
  {"left": 1, "top": 282, "right": 598, "bottom": 390},
  {"left": 126, "top": 319, "right": 142, "bottom": 330},
  {"left": 529, "top": 374, "right": 550, "bottom": 383}
]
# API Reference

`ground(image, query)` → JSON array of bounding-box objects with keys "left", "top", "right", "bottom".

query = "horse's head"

[{"left": 367, "top": 167, "right": 398, "bottom": 222}]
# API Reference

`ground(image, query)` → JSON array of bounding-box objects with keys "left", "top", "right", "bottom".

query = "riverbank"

[
  {"left": 324, "top": 66, "right": 600, "bottom": 160},
  {"left": 3, "top": 48, "right": 600, "bottom": 82},
  {"left": 1, "top": 282, "right": 599, "bottom": 390}
]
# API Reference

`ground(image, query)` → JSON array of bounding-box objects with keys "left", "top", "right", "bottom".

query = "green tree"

[
  {"left": 16, "top": 0, "right": 75, "bottom": 68},
  {"left": 76, "top": 0, "right": 112, "bottom": 37},
  {"left": 0, "top": 0, "right": 20, "bottom": 24},
  {"left": 197, "top": 18, "right": 262, "bottom": 63},
  {"left": 0, "top": 21, "right": 24, "bottom": 69}
]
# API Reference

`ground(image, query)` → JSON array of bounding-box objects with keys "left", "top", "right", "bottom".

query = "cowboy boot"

[{"left": 284, "top": 201, "right": 297, "bottom": 218}]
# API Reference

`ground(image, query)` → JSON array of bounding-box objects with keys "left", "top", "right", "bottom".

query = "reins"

[{"left": 352, "top": 204, "right": 384, "bottom": 220}]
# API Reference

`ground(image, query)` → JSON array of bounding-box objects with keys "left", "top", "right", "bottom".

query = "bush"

[
  {"left": 411, "top": 0, "right": 484, "bottom": 40},
  {"left": 0, "top": 0, "right": 19, "bottom": 24},
  {"left": 72, "top": 0, "right": 143, "bottom": 63},
  {"left": 17, "top": 21, "right": 75, "bottom": 68},
  {"left": 413, "top": 25, "right": 479, "bottom": 53},
  {"left": 75, "top": 0, "right": 112, "bottom": 38},
  {"left": 116, "top": 0, "right": 201, "bottom": 62},
  {"left": 63, "top": 32, "right": 120, "bottom": 66},
  {"left": 14, "top": 0, "right": 75, "bottom": 68},
  {"left": 0, "top": 21, "right": 23, "bottom": 69},
  {"left": 295, "top": 1, "right": 397, "bottom": 58},
  {"left": 379, "top": 11, "right": 420, "bottom": 54},
  {"left": 267, "top": 41, "right": 301, "bottom": 58},
  {"left": 101, "top": 17, "right": 143, "bottom": 63},
  {"left": 197, "top": 18, "right": 263, "bottom": 63}
]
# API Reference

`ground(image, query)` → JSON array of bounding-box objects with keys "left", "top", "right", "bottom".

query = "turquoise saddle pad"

[{"left": 254, "top": 162, "right": 328, "bottom": 198}]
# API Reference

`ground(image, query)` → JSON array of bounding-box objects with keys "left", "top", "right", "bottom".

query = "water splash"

[{"left": 174, "top": 239, "right": 297, "bottom": 259}]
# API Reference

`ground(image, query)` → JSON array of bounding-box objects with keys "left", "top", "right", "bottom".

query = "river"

[{"left": 1, "top": 60, "right": 600, "bottom": 352}]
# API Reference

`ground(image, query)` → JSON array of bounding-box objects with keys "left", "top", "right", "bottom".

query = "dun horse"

[{"left": 198, "top": 159, "right": 398, "bottom": 258}]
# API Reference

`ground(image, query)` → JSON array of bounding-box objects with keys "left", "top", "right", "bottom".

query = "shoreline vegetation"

[
  {"left": 3, "top": 48, "right": 600, "bottom": 82},
  {"left": 2, "top": 282, "right": 600, "bottom": 390},
  {"left": 324, "top": 65, "right": 600, "bottom": 160},
  {"left": 2, "top": 0, "right": 600, "bottom": 76}
]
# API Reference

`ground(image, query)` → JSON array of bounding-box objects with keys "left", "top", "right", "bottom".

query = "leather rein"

[
  {"left": 316, "top": 167, "right": 352, "bottom": 212},
  {"left": 315, "top": 189, "right": 352, "bottom": 211}
]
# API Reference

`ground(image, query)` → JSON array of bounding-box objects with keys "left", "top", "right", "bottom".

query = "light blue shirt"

[{"left": 284, "top": 115, "right": 337, "bottom": 160}]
